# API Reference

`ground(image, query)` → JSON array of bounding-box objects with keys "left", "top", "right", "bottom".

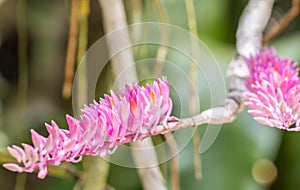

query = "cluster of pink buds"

[
  {"left": 3, "top": 77, "right": 174, "bottom": 179},
  {"left": 244, "top": 48, "right": 300, "bottom": 131}
]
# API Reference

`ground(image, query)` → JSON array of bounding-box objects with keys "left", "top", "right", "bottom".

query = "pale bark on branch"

[
  {"left": 263, "top": 0, "right": 299, "bottom": 44},
  {"left": 180, "top": 0, "right": 275, "bottom": 127}
]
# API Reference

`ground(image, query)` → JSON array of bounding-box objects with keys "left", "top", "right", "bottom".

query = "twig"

[
  {"left": 126, "top": 0, "right": 142, "bottom": 44},
  {"left": 163, "top": 133, "right": 180, "bottom": 190},
  {"left": 126, "top": 0, "right": 142, "bottom": 24},
  {"left": 192, "top": 132, "right": 201, "bottom": 179},
  {"left": 184, "top": 0, "right": 198, "bottom": 36},
  {"left": 82, "top": 156, "right": 109, "bottom": 190},
  {"left": 184, "top": 0, "right": 202, "bottom": 180},
  {"left": 236, "top": 0, "right": 274, "bottom": 57},
  {"left": 75, "top": 0, "right": 88, "bottom": 112},
  {"left": 152, "top": 0, "right": 169, "bottom": 78},
  {"left": 14, "top": 173, "right": 26, "bottom": 190},
  {"left": 62, "top": 0, "right": 80, "bottom": 99},
  {"left": 98, "top": 0, "right": 167, "bottom": 189},
  {"left": 98, "top": 114, "right": 240, "bottom": 151},
  {"left": 263, "top": 0, "right": 300, "bottom": 44},
  {"left": 151, "top": 1, "right": 180, "bottom": 188}
]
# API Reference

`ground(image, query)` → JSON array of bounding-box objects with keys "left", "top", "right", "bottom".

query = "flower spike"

[
  {"left": 3, "top": 77, "right": 174, "bottom": 178},
  {"left": 244, "top": 48, "right": 300, "bottom": 131}
]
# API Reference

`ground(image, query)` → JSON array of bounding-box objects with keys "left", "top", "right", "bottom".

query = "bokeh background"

[{"left": 0, "top": 0, "right": 300, "bottom": 189}]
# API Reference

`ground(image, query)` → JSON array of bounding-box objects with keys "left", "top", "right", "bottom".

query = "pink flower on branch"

[
  {"left": 244, "top": 48, "right": 300, "bottom": 131},
  {"left": 3, "top": 77, "right": 177, "bottom": 179}
]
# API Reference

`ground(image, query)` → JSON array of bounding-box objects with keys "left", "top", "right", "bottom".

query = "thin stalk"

[
  {"left": 151, "top": 1, "right": 180, "bottom": 188},
  {"left": 16, "top": 7, "right": 27, "bottom": 190},
  {"left": 263, "top": 0, "right": 299, "bottom": 44},
  {"left": 14, "top": 173, "right": 26, "bottom": 190},
  {"left": 152, "top": 0, "right": 169, "bottom": 77},
  {"left": 75, "top": 0, "right": 88, "bottom": 108},
  {"left": 184, "top": 0, "right": 202, "bottom": 180},
  {"left": 163, "top": 133, "right": 180, "bottom": 190},
  {"left": 62, "top": 0, "right": 80, "bottom": 99}
]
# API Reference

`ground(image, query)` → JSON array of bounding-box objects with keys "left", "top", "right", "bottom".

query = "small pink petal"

[
  {"left": 248, "top": 110, "right": 265, "bottom": 117},
  {"left": 31, "top": 130, "right": 44, "bottom": 150},
  {"left": 269, "top": 119, "right": 283, "bottom": 128},
  {"left": 254, "top": 117, "right": 274, "bottom": 127},
  {"left": 3, "top": 163, "right": 23, "bottom": 172},
  {"left": 37, "top": 166, "right": 48, "bottom": 179},
  {"left": 7, "top": 147, "right": 23, "bottom": 163}
]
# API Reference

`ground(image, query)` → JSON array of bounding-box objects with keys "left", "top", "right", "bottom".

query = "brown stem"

[
  {"left": 152, "top": 0, "right": 169, "bottom": 78},
  {"left": 184, "top": 0, "right": 203, "bottom": 180},
  {"left": 263, "top": 0, "right": 300, "bottom": 45},
  {"left": 163, "top": 133, "right": 180, "bottom": 190},
  {"left": 62, "top": 0, "right": 80, "bottom": 99}
]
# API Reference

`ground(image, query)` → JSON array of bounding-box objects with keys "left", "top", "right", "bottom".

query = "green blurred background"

[{"left": 0, "top": 0, "right": 300, "bottom": 189}]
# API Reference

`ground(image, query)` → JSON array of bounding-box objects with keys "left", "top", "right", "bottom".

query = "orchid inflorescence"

[
  {"left": 3, "top": 77, "right": 174, "bottom": 179},
  {"left": 3, "top": 48, "right": 300, "bottom": 179},
  {"left": 244, "top": 48, "right": 300, "bottom": 131}
]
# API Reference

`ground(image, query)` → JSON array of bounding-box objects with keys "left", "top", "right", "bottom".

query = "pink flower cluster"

[
  {"left": 244, "top": 48, "right": 300, "bottom": 131},
  {"left": 3, "top": 77, "right": 173, "bottom": 179}
]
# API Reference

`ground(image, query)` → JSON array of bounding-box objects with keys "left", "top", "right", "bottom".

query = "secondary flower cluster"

[
  {"left": 3, "top": 77, "right": 173, "bottom": 179},
  {"left": 244, "top": 48, "right": 300, "bottom": 131}
]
